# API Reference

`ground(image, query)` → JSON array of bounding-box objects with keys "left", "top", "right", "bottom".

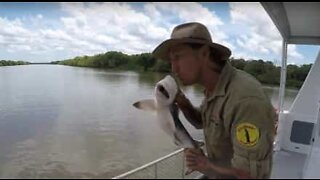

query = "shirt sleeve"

[{"left": 229, "top": 97, "right": 276, "bottom": 178}]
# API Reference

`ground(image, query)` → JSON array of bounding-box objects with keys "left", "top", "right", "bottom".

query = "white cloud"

[
  {"left": 40, "top": 29, "right": 73, "bottom": 41},
  {"left": 0, "top": 17, "right": 39, "bottom": 50},
  {"left": 232, "top": 49, "right": 260, "bottom": 61},
  {"left": 288, "top": 45, "right": 304, "bottom": 60},
  {"left": 0, "top": 2, "right": 231, "bottom": 62},
  {"left": 146, "top": 3, "right": 227, "bottom": 43},
  {"left": 229, "top": 2, "right": 304, "bottom": 64},
  {"left": 57, "top": 2, "right": 171, "bottom": 55},
  {"left": 0, "top": 17, "right": 26, "bottom": 36},
  {"left": 8, "top": 44, "right": 32, "bottom": 52}
]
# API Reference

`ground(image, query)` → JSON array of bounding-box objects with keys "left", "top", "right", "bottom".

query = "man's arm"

[
  {"left": 185, "top": 148, "right": 252, "bottom": 179},
  {"left": 175, "top": 90, "right": 203, "bottom": 129}
]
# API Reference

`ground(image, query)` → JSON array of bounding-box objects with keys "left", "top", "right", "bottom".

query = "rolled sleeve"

[{"left": 229, "top": 97, "right": 275, "bottom": 178}]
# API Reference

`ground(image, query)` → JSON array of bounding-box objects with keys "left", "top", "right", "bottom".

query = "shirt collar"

[{"left": 204, "top": 61, "right": 235, "bottom": 101}]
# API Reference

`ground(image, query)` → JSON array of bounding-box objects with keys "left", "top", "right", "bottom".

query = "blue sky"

[{"left": 0, "top": 2, "right": 319, "bottom": 64}]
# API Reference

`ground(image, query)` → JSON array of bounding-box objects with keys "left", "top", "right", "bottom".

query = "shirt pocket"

[{"left": 207, "top": 112, "right": 224, "bottom": 143}]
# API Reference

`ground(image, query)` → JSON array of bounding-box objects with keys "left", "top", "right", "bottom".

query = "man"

[{"left": 152, "top": 22, "right": 276, "bottom": 179}]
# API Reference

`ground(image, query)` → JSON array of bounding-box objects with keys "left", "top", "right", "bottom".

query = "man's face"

[{"left": 169, "top": 44, "right": 202, "bottom": 86}]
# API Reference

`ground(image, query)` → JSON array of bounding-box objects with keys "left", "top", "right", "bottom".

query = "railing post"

[
  {"left": 155, "top": 163, "right": 157, "bottom": 179},
  {"left": 278, "top": 40, "right": 288, "bottom": 115},
  {"left": 274, "top": 39, "right": 288, "bottom": 151},
  {"left": 182, "top": 153, "right": 185, "bottom": 179}
]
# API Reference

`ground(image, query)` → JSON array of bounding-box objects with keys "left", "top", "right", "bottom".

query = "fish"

[{"left": 133, "top": 75, "right": 203, "bottom": 175}]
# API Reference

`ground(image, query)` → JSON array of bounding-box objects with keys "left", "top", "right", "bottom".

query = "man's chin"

[
  {"left": 181, "top": 80, "right": 192, "bottom": 86},
  {"left": 177, "top": 76, "right": 193, "bottom": 86}
]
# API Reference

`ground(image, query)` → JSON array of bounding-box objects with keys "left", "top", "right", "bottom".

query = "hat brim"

[{"left": 152, "top": 38, "right": 231, "bottom": 61}]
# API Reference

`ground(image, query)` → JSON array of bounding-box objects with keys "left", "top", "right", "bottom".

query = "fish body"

[{"left": 133, "top": 75, "right": 201, "bottom": 149}]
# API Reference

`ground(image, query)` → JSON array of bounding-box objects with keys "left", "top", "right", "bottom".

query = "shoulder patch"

[{"left": 236, "top": 123, "right": 260, "bottom": 147}]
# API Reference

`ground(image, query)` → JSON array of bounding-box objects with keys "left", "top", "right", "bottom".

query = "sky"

[{"left": 0, "top": 2, "right": 319, "bottom": 65}]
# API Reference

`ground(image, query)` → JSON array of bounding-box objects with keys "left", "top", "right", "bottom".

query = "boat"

[
  {"left": 112, "top": 2, "right": 320, "bottom": 179},
  {"left": 262, "top": 2, "right": 320, "bottom": 178}
]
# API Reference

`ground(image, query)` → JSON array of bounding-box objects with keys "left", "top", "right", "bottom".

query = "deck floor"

[
  {"left": 271, "top": 150, "right": 307, "bottom": 179},
  {"left": 302, "top": 137, "right": 320, "bottom": 178}
]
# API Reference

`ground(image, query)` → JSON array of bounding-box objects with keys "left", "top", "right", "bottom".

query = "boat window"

[{"left": 290, "top": 121, "right": 314, "bottom": 145}]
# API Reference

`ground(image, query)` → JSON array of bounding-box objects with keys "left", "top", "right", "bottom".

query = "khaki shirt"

[{"left": 200, "top": 61, "right": 276, "bottom": 179}]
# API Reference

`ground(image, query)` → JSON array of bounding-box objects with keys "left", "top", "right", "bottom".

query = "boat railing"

[
  {"left": 112, "top": 136, "right": 283, "bottom": 179},
  {"left": 112, "top": 148, "right": 203, "bottom": 179}
]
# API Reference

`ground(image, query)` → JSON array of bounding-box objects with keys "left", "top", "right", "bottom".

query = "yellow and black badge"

[{"left": 236, "top": 123, "right": 260, "bottom": 147}]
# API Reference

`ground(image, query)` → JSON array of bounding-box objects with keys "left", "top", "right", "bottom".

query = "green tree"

[
  {"left": 56, "top": 51, "right": 312, "bottom": 89},
  {"left": 152, "top": 59, "right": 171, "bottom": 72},
  {"left": 137, "top": 53, "right": 156, "bottom": 71},
  {"left": 230, "top": 58, "right": 246, "bottom": 70},
  {"left": 243, "top": 60, "right": 264, "bottom": 77}
]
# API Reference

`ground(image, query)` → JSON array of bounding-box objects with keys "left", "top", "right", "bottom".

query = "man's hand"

[
  {"left": 184, "top": 148, "right": 210, "bottom": 174},
  {"left": 175, "top": 90, "right": 190, "bottom": 109},
  {"left": 184, "top": 148, "right": 253, "bottom": 179}
]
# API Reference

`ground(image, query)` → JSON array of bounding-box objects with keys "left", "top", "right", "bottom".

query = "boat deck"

[{"left": 271, "top": 150, "right": 307, "bottom": 179}]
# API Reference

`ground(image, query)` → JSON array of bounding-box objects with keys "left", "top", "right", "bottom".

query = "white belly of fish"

[{"left": 156, "top": 109, "right": 176, "bottom": 139}]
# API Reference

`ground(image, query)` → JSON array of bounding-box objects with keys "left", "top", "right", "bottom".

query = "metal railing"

[{"left": 112, "top": 148, "right": 203, "bottom": 179}]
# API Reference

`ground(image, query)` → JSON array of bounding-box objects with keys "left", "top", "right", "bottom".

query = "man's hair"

[{"left": 186, "top": 43, "right": 226, "bottom": 72}]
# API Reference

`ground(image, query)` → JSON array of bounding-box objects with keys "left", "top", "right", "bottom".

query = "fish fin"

[{"left": 133, "top": 99, "right": 157, "bottom": 112}]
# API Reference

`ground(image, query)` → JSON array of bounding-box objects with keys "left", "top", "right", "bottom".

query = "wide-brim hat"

[{"left": 152, "top": 22, "right": 231, "bottom": 61}]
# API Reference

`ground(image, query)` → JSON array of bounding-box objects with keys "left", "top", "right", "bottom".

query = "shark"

[{"left": 133, "top": 75, "right": 203, "bottom": 175}]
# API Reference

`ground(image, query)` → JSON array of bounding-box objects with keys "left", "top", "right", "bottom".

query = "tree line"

[
  {"left": 55, "top": 51, "right": 170, "bottom": 72},
  {"left": 230, "top": 58, "right": 312, "bottom": 88},
  {"left": 0, "top": 60, "right": 30, "bottom": 66},
  {"left": 1, "top": 51, "right": 311, "bottom": 88},
  {"left": 56, "top": 51, "right": 311, "bottom": 88}
]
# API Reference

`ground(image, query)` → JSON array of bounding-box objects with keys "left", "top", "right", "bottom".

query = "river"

[{"left": 0, "top": 65, "right": 298, "bottom": 178}]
